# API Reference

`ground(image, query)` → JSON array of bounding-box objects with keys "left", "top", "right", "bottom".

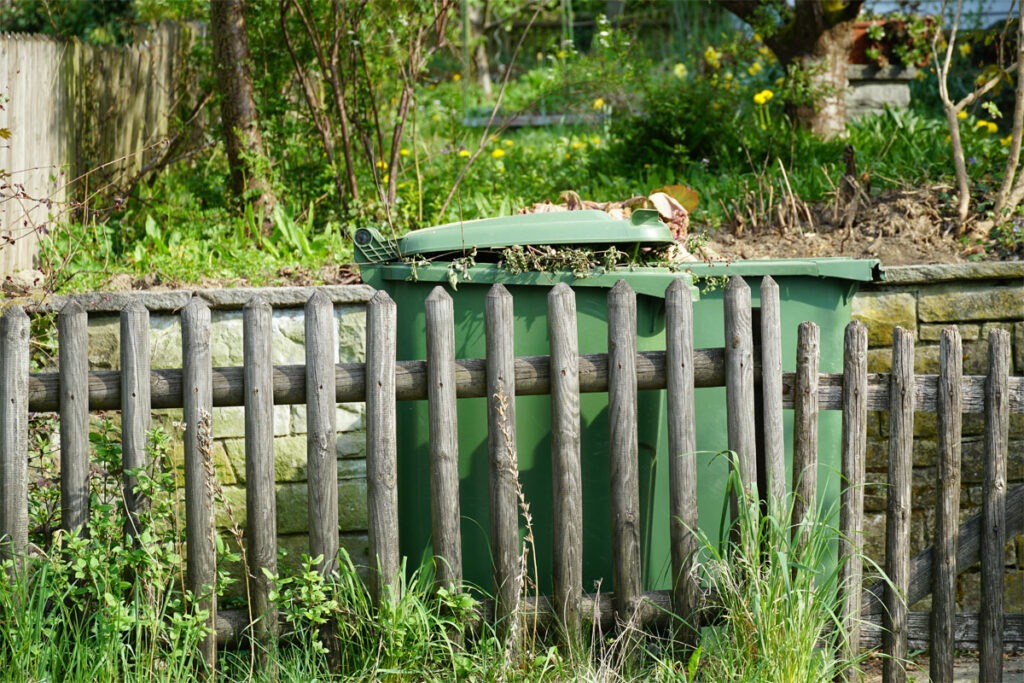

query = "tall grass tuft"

[{"left": 689, "top": 467, "right": 863, "bottom": 683}]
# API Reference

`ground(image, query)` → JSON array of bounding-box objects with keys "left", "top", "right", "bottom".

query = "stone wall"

[
  {"left": 851, "top": 262, "right": 1024, "bottom": 611},
  {"left": 49, "top": 264, "right": 1022, "bottom": 609}
]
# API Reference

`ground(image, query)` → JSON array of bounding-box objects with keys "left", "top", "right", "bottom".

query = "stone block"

[
  {"left": 918, "top": 283, "right": 1023, "bottom": 323},
  {"left": 275, "top": 532, "right": 371, "bottom": 578},
  {"left": 919, "top": 323, "right": 980, "bottom": 342},
  {"left": 1015, "top": 322, "right": 1024, "bottom": 375},
  {"left": 957, "top": 566, "right": 1024, "bottom": 612},
  {"left": 961, "top": 438, "right": 1024, "bottom": 484},
  {"left": 212, "top": 405, "right": 290, "bottom": 439},
  {"left": 223, "top": 434, "right": 310, "bottom": 483},
  {"left": 291, "top": 403, "right": 364, "bottom": 435},
  {"left": 275, "top": 478, "right": 368, "bottom": 535},
  {"left": 169, "top": 438, "right": 236, "bottom": 486},
  {"left": 87, "top": 317, "right": 120, "bottom": 369},
  {"left": 337, "top": 431, "right": 366, "bottom": 458},
  {"left": 336, "top": 305, "right": 367, "bottom": 363},
  {"left": 208, "top": 311, "right": 244, "bottom": 366},
  {"left": 851, "top": 291, "right": 917, "bottom": 347},
  {"left": 149, "top": 314, "right": 183, "bottom": 370},
  {"left": 270, "top": 309, "right": 309, "bottom": 364}
]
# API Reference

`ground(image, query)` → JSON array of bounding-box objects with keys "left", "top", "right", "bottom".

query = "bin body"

[{"left": 358, "top": 214, "right": 879, "bottom": 595}]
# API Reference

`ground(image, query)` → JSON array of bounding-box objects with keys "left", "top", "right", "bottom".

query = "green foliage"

[
  {"left": 0, "top": 0, "right": 137, "bottom": 44},
  {"left": 685, "top": 465, "right": 867, "bottom": 682}
]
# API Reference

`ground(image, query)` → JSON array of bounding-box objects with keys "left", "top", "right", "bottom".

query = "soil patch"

[{"left": 703, "top": 185, "right": 986, "bottom": 266}]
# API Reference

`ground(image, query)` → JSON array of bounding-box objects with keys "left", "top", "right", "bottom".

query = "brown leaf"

[{"left": 650, "top": 184, "right": 699, "bottom": 212}]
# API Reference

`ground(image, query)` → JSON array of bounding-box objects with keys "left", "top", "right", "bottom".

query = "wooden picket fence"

[{"left": 1, "top": 277, "right": 1022, "bottom": 682}]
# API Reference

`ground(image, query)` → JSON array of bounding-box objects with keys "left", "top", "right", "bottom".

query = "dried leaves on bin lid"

[{"left": 518, "top": 186, "right": 697, "bottom": 241}]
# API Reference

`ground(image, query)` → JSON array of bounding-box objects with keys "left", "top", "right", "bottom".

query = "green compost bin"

[{"left": 355, "top": 211, "right": 881, "bottom": 595}]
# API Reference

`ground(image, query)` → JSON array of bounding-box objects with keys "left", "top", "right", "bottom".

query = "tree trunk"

[
  {"left": 210, "top": 0, "right": 276, "bottom": 223},
  {"left": 782, "top": 19, "right": 855, "bottom": 139},
  {"left": 467, "top": 2, "right": 492, "bottom": 97}
]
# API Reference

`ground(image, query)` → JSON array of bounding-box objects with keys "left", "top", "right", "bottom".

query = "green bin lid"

[
  {"left": 684, "top": 257, "right": 882, "bottom": 282},
  {"left": 354, "top": 209, "right": 676, "bottom": 264}
]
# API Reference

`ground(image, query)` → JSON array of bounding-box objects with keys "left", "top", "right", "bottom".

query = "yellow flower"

[
  {"left": 975, "top": 120, "right": 997, "bottom": 133},
  {"left": 753, "top": 89, "right": 774, "bottom": 106},
  {"left": 753, "top": 33, "right": 762, "bottom": 43},
  {"left": 591, "top": 136, "right": 601, "bottom": 145},
  {"left": 673, "top": 62, "right": 688, "bottom": 79},
  {"left": 959, "top": 43, "right": 972, "bottom": 57},
  {"left": 491, "top": 148, "right": 506, "bottom": 159},
  {"left": 557, "top": 49, "right": 567, "bottom": 59},
  {"left": 704, "top": 46, "right": 721, "bottom": 69},
  {"left": 375, "top": 159, "right": 388, "bottom": 169},
  {"left": 400, "top": 148, "right": 410, "bottom": 157},
  {"left": 957, "top": 111, "right": 968, "bottom": 120},
  {"left": 503, "top": 139, "right": 514, "bottom": 147},
  {"left": 724, "top": 71, "right": 734, "bottom": 81},
  {"left": 592, "top": 97, "right": 605, "bottom": 110},
  {"left": 987, "top": 121, "right": 999, "bottom": 134},
  {"left": 1001, "top": 135, "right": 1013, "bottom": 146},
  {"left": 747, "top": 61, "right": 763, "bottom": 76},
  {"left": 452, "top": 73, "right": 461, "bottom": 82},
  {"left": 457, "top": 149, "right": 470, "bottom": 158},
  {"left": 571, "top": 140, "right": 584, "bottom": 149},
  {"left": 382, "top": 173, "right": 389, "bottom": 184}
]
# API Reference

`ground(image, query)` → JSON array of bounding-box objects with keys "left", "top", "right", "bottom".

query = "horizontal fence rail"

[{"left": 1, "top": 278, "right": 1021, "bottom": 682}]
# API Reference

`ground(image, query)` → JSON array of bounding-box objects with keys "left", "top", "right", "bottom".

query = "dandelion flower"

[
  {"left": 959, "top": 43, "right": 971, "bottom": 57},
  {"left": 747, "top": 61, "right": 763, "bottom": 76},
  {"left": 557, "top": 49, "right": 567, "bottom": 59},
  {"left": 1001, "top": 135, "right": 1013, "bottom": 146},
  {"left": 987, "top": 121, "right": 999, "bottom": 134},
  {"left": 753, "top": 89, "right": 774, "bottom": 106},
  {"left": 591, "top": 136, "right": 601, "bottom": 145},
  {"left": 375, "top": 159, "right": 388, "bottom": 169},
  {"left": 457, "top": 149, "right": 470, "bottom": 158},
  {"left": 957, "top": 111, "right": 968, "bottom": 120},
  {"left": 503, "top": 139, "right": 514, "bottom": 147},
  {"left": 571, "top": 140, "right": 584, "bottom": 150},
  {"left": 673, "top": 62, "right": 688, "bottom": 79},
  {"left": 592, "top": 97, "right": 605, "bottom": 110},
  {"left": 452, "top": 73, "right": 461, "bottom": 82},
  {"left": 400, "top": 148, "right": 411, "bottom": 157},
  {"left": 491, "top": 148, "right": 506, "bottom": 159},
  {"left": 704, "top": 46, "right": 722, "bottom": 69}
]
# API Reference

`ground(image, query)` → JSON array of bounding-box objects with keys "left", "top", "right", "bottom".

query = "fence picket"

[
  {"left": 665, "top": 279, "right": 699, "bottom": 646},
  {"left": 182, "top": 296, "right": 217, "bottom": 671},
  {"left": 724, "top": 276, "right": 757, "bottom": 509},
  {"left": 791, "top": 321, "right": 819, "bottom": 536},
  {"left": 980, "top": 329, "right": 1010, "bottom": 683},
  {"left": 759, "top": 276, "right": 786, "bottom": 509},
  {"left": 59, "top": 301, "right": 90, "bottom": 535},
  {"left": 120, "top": 301, "right": 151, "bottom": 537},
  {"left": 0, "top": 306, "right": 29, "bottom": 566},
  {"left": 884, "top": 327, "right": 914, "bottom": 683},
  {"left": 931, "top": 327, "right": 962, "bottom": 683},
  {"left": 305, "top": 291, "right": 339, "bottom": 577},
  {"left": 547, "top": 283, "right": 582, "bottom": 638},
  {"left": 486, "top": 284, "right": 521, "bottom": 636},
  {"left": 305, "top": 291, "right": 340, "bottom": 669},
  {"left": 243, "top": 296, "right": 278, "bottom": 654},
  {"left": 368, "top": 291, "right": 400, "bottom": 601},
  {"left": 608, "top": 280, "right": 642, "bottom": 622},
  {"left": 838, "top": 321, "right": 868, "bottom": 683}
]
